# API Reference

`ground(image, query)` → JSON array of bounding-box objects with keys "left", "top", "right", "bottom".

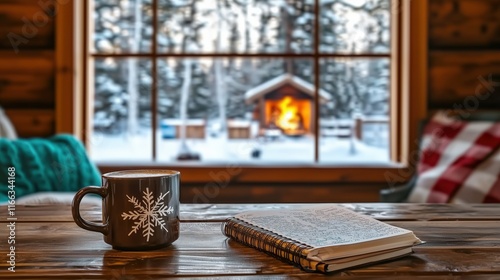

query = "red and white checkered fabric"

[{"left": 408, "top": 113, "right": 500, "bottom": 203}]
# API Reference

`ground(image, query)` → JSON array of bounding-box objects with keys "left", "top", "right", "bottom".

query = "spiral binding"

[{"left": 221, "top": 217, "right": 324, "bottom": 272}]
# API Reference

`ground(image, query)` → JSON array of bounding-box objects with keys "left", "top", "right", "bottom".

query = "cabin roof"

[{"left": 244, "top": 74, "right": 332, "bottom": 104}]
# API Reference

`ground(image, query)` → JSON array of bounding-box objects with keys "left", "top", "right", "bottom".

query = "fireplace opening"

[
  {"left": 265, "top": 96, "right": 311, "bottom": 136},
  {"left": 244, "top": 74, "right": 331, "bottom": 139}
]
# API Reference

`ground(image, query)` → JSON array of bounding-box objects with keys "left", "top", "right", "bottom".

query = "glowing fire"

[
  {"left": 276, "top": 96, "right": 302, "bottom": 132},
  {"left": 268, "top": 96, "right": 309, "bottom": 135}
]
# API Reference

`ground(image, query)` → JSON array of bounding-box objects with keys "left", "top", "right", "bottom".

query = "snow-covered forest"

[{"left": 91, "top": 0, "right": 391, "bottom": 163}]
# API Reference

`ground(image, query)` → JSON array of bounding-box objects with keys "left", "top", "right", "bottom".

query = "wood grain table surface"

[{"left": 1, "top": 203, "right": 500, "bottom": 279}]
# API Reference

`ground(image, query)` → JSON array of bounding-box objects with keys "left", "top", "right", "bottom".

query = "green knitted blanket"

[{"left": 0, "top": 134, "right": 101, "bottom": 203}]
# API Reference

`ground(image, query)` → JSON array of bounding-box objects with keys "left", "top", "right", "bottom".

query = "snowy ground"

[{"left": 90, "top": 130, "right": 390, "bottom": 164}]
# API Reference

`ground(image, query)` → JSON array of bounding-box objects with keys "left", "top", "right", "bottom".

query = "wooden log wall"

[
  {"left": 428, "top": 0, "right": 500, "bottom": 110},
  {"left": 0, "top": 0, "right": 56, "bottom": 137},
  {"left": 1, "top": 0, "right": 498, "bottom": 203}
]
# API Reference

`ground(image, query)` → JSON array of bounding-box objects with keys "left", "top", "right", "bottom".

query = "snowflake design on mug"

[{"left": 121, "top": 188, "right": 174, "bottom": 242}]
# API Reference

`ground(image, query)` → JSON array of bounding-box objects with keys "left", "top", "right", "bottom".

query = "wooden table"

[{"left": 1, "top": 203, "right": 500, "bottom": 279}]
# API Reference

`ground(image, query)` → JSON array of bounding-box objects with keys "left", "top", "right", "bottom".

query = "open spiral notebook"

[{"left": 222, "top": 204, "right": 422, "bottom": 273}]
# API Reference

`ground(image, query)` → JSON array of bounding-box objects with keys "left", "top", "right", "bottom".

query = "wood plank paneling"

[
  {"left": 0, "top": 51, "right": 55, "bottom": 108},
  {"left": 0, "top": 0, "right": 56, "bottom": 50},
  {"left": 429, "top": 0, "right": 500, "bottom": 49},
  {"left": 3, "top": 203, "right": 500, "bottom": 223},
  {"left": 428, "top": 51, "right": 500, "bottom": 109},
  {"left": 4, "top": 109, "right": 55, "bottom": 137},
  {"left": 2, "top": 204, "right": 500, "bottom": 279},
  {"left": 3, "top": 220, "right": 500, "bottom": 260}
]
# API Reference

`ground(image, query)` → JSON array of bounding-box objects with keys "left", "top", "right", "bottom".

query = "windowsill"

[
  {"left": 96, "top": 161, "right": 408, "bottom": 184},
  {"left": 95, "top": 160, "right": 403, "bottom": 168}
]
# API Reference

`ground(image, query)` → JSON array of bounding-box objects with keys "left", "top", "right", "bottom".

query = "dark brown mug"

[{"left": 72, "top": 170, "right": 180, "bottom": 250}]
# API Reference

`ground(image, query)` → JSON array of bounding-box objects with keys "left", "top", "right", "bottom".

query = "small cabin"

[{"left": 244, "top": 74, "right": 331, "bottom": 136}]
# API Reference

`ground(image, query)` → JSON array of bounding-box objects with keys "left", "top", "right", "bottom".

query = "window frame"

[{"left": 57, "top": 0, "right": 428, "bottom": 185}]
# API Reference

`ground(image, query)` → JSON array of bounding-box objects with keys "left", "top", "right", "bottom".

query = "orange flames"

[
  {"left": 267, "top": 96, "right": 310, "bottom": 135},
  {"left": 276, "top": 96, "right": 302, "bottom": 132}
]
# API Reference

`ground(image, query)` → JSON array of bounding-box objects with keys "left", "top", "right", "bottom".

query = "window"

[{"left": 84, "top": 0, "right": 402, "bottom": 167}]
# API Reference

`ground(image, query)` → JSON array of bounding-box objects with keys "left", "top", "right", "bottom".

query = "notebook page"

[{"left": 235, "top": 204, "right": 412, "bottom": 248}]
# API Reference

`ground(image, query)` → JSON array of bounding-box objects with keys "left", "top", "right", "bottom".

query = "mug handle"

[{"left": 72, "top": 186, "right": 109, "bottom": 235}]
